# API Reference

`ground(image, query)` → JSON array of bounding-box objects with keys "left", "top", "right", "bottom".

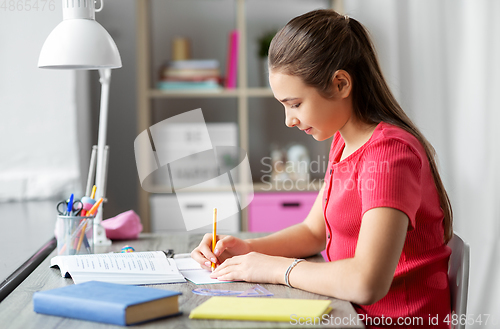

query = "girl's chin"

[{"left": 311, "top": 131, "right": 331, "bottom": 142}]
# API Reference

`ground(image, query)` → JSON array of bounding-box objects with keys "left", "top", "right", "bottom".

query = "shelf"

[
  {"left": 136, "top": 0, "right": 334, "bottom": 232},
  {"left": 148, "top": 87, "right": 274, "bottom": 99}
]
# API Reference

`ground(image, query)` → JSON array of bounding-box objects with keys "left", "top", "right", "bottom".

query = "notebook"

[
  {"left": 174, "top": 255, "right": 231, "bottom": 285},
  {"left": 189, "top": 296, "right": 332, "bottom": 322},
  {"left": 33, "top": 281, "right": 182, "bottom": 326}
]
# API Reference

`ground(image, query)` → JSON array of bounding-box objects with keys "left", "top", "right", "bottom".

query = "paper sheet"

[{"left": 174, "top": 256, "right": 232, "bottom": 285}]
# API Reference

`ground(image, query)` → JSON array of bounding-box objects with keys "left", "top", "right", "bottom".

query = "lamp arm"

[{"left": 94, "top": 68, "right": 112, "bottom": 246}]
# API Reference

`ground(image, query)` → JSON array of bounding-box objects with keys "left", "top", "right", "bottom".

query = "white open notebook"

[{"left": 173, "top": 253, "right": 231, "bottom": 285}]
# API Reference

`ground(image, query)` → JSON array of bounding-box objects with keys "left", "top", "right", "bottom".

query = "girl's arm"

[
  {"left": 281, "top": 207, "right": 408, "bottom": 304},
  {"left": 211, "top": 206, "right": 408, "bottom": 305},
  {"left": 245, "top": 183, "right": 327, "bottom": 258}
]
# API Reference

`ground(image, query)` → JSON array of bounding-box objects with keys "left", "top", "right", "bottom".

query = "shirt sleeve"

[{"left": 357, "top": 138, "right": 423, "bottom": 230}]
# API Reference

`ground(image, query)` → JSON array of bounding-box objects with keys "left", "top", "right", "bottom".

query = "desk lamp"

[{"left": 38, "top": 0, "right": 121, "bottom": 245}]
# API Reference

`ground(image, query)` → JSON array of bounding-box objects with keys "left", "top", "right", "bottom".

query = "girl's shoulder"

[
  {"left": 371, "top": 122, "right": 424, "bottom": 150},
  {"left": 365, "top": 121, "right": 427, "bottom": 164},
  {"left": 329, "top": 121, "right": 427, "bottom": 164}
]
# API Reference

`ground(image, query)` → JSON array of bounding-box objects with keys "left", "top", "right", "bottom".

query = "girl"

[{"left": 192, "top": 9, "right": 452, "bottom": 328}]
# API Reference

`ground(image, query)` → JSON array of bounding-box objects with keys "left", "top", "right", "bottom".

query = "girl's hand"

[
  {"left": 209, "top": 252, "right": 291, "bottom": 284},
  {"left": 191, "top": 234, "right": 252, "bottom": 271}
]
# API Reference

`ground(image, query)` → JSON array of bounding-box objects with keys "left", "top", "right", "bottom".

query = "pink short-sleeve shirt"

[{"left": 323, "top": 122, "right": 451, "bottom": 328}]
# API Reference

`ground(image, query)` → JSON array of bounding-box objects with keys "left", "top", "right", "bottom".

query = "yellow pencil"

[
  {"left": 76, "top": 221, "right": 88, "bottom": 252},
  {"left": 212, "top": 208, "right": 217, "bottom": 272},
  {"left": 90, "top": 185, "right": 97, "bottom": 199}
]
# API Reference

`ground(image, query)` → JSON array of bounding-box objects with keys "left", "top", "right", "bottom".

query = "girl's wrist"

[
  {"left": 245, "top": 238, "right": 257, "bottom": 254},
  {"left": 274, "top": 257, "right": 295, "bottom": 285}
]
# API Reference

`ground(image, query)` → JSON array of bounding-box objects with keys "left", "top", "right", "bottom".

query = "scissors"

[{"left": 56, "top": 199, "right": 84, "bottom": 216}]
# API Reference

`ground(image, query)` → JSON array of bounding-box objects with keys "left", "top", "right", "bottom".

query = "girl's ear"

[{"left": 331, "top": 70, "right": 352, "bottom": 99}]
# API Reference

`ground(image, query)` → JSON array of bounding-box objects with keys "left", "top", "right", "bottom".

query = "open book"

[{"left": 50, "top": 251, "right": 186, "bottom": 285}]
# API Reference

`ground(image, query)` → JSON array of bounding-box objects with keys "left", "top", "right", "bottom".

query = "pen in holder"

[{"left": 56, "top": 215, "right": 94, "bottom": 255}]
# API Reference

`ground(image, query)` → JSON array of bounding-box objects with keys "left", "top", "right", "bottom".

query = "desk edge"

[{"left": 0, "top": 237, "right": 56, "bottom": 302}]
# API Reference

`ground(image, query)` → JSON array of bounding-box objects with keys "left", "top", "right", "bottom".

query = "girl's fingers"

[
  {"left": 193, "top": 248, "right": 217, "bottom": 268},
  {"left": 201, "top": 260, "right": 212, "bottom": 271},
  {"left": 211, "top": 260, "right": 241, "bottom": 281},
  {"left": 210, "top": 262, "right": 231, "bottom": 278},
  {"left": 192, "top": 233, "right": 228, "bottom": 266},
  {"left": 203, "top": 234, "right": 232, "bottom": 260},
  {"left": 200, "top": 244, "right": 218, "bottom": 264},
  {"left": 213, "top": 235, "right": 236, "bottom": 256},
  {"left": 191, "top": 235, "right": 215, "bottom": 264},
  {"left": 211, "top": 256, "right": 240, "bottom": 275},
  {"left": 215, "top": 273, "right": 236, "bottom": 281},
  {"left": 190, "top": 248, "right": 207, "bottom": 265}
]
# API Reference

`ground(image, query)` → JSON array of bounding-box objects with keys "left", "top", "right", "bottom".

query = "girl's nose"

[{"left": 285, "top": 116, "right": 299, "bottom": 128}]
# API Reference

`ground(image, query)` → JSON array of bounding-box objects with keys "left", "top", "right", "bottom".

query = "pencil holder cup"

[{"left": 56, "top": 215, "right": 94, "bottom": 255}]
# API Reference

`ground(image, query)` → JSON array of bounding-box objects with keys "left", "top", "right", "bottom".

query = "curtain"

[
  {"left": 345, "top": 0, "right": 500, "bottom": 326},
  {"left": 0, "top": 8, "right": 88, "bottom": 201}
]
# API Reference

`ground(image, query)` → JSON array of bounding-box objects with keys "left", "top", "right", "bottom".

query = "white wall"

[{"left": 0, "top": 6, "right": 88, "bottom": 201}]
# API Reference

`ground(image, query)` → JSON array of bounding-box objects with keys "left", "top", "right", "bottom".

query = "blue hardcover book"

[{"left": 33, "top": 281, "right": 182, "bottom": 326}]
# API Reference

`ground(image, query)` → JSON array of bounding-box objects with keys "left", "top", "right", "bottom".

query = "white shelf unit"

[{"left": 136, "top": 0, "right": 341, "bottom": 232}]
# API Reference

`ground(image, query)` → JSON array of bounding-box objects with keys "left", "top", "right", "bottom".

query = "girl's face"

[{"left": 269, "top": 71, "right": 352, "bottom": 141}]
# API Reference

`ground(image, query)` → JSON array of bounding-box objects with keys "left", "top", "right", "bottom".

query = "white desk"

[{"left": 0, "top": 232, "right": 364, "bottom": 328}]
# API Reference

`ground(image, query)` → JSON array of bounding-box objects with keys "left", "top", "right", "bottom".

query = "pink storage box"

[
  {"left": 248, "top": 192, "right": 318, "bottom": 232},
  {"left": 248, "top": 192, "right": 328, "bottom": 260}
]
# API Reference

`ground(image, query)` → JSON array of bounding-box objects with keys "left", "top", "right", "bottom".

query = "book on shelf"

[
  {"left": 158, "top": 59, "right": 222, "bottom": 91},
  {"left": 157, "top": 80, "right": 222, "bottom": 92},
  {"left": 50, "top": 251, "right": 186, "bottom": 285},
  {"left": 33, "top": 281, "right": 182, "bottom": 326},
  {"left": 162, "top": 68, "right": 220, "bottom": 80},
  {"left": 167, "top": 59, "right": 219, "bottom": 70},
  {"left": 225, "top": 29, "right": 239, "bottom": 89}
]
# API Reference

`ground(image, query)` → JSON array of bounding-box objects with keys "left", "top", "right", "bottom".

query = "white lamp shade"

[{"left": 38, "top": 19, "right": 122, "bottom": 70}]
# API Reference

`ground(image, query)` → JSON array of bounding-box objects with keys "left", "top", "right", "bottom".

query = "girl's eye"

[{"left": 291, "top": 103, "right": 301, "bottom": 109}]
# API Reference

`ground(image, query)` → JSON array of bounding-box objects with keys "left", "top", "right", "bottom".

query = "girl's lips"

[{"left": 304, "top": 127, "right": 312, "bottom": 134}]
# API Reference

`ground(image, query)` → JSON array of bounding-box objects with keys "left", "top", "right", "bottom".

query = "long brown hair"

[{"left": 269, "top": 9, "right": 453, "bottom": 243}]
